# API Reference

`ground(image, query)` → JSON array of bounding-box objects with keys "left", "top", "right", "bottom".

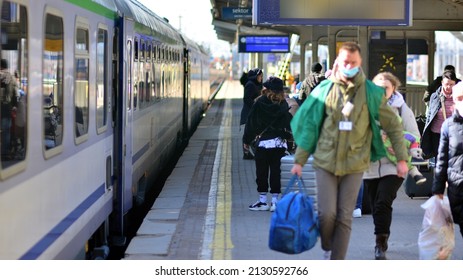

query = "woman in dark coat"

[
  {"left": 433, "top": 81, "right": 463, "bottom": 239},
  {"left": 243, "top": 76, "right": 292, "bottom": 211},
  {"left": 240, "top": 68, "right": 263, "bottom": 159}
]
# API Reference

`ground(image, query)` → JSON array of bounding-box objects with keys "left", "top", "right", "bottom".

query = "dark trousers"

[
  {"left": 364, "top": 175, "right": 404, "bottom": 235},
  {"left": 429, "top": 131, "right": 441, "bottom": 160},
  {"left": 254, "top": 147, "right": 286, "bottom": 194}
]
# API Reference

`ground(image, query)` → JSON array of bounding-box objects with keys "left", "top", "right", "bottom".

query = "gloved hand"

[{"left": 410, "top": 147, "right": 424, "bottom": 159}]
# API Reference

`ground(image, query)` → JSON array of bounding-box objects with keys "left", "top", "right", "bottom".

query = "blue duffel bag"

[{"left": 268, "top": 175, "right": 319, "bottom": 254}]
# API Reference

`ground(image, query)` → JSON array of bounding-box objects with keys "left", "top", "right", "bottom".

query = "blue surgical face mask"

[{"left": 341, "top": 66, "right": 360, "bottom": 78}]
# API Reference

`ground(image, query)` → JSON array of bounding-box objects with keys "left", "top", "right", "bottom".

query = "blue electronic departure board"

[
  {"left": 252, "top": 0, "right": 412, "bottom": 27},
  {"left": 238, "top": 35, "right": 290, "bottom": 53}
]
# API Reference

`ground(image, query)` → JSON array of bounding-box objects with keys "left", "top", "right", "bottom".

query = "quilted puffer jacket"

[{"left": 433, "top": 109, "right": 463, "bottom": 224}]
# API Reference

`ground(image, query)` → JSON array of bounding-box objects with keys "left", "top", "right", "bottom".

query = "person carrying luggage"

[
  {"left": 433, "top": 81, "right": 463, "bottom": 243},
  {"left": 290, "top": 42, "right": 408, "bottom": 260}
]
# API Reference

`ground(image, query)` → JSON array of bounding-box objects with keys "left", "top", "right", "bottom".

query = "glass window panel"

[
  {"left": 96, "top": 28, "right": 107, "bottom": 130},
  {"left": 1, "top": 1, "right": 28, "bottom": 168},
  {"left": 43, "top": 13, "right": 63, "bottom": 151},
  {"left": 75, "top": 26, "right": 89, "bottom": 138},
  {"left": 76, "top": 28, "right": 88, "bottom": 51}
]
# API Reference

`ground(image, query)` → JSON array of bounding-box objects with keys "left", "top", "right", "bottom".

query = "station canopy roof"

[{"left": 209, "top": 0, "right": 294, "bottom": 43}]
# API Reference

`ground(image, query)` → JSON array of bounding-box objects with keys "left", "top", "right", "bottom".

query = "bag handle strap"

[
  {"left": 256, "top": 115, "right": 279, "bottom": 139},
  {"left": 284, "top": 174, "right": 306, "bottom": 195}
]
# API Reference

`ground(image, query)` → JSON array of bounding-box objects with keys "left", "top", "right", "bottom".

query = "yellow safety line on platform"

[{"left": 212, "top": 96, "right": 234, "bottom": 260}]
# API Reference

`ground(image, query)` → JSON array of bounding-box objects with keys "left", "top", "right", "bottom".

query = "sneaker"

[
  {"left": 352, "top": 208, "right": 362, "bottom": 218},
  {"left": 323, "top": 250, "right": 331, "bottom": 260},
  {"left": 270, "top": 203, "right": 277, "bottom": 212},
  {"left": 248, "top": 201, "right": 270, "bottom": 211},
  {"left": 414, "top": 174, "right": 427, "bottom": 185}
]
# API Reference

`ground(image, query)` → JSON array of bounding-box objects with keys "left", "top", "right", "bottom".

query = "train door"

[
  {"left": 123, "top": 25, "right": 134, "bottom": 216},
  {"left": 182, "top": 48, "right": 190, "bottom": 140},
  {"left": 112, "top": 16, "right": 134, "bottom": 242}
]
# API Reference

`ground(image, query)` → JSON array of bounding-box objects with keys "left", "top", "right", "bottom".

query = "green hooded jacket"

[{"left": 291, "top": 75, "right": 408, "bottom": 176}]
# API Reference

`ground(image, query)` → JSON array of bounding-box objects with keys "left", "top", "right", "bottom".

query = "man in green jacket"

[{"left": 290, "top": 42, "right": 408, "bottom": 260}]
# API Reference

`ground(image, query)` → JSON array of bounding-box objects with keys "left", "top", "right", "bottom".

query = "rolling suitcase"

[
  {"left": 280, "top": 155, "right": 318, "bottom": 210},
  {"left": 403, "top": 162, "right": 434, "bottom": 199}
]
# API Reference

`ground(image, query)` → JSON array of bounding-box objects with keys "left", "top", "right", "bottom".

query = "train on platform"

[{"left": 0, "top": 0, "right": 213, "bottom": 259}]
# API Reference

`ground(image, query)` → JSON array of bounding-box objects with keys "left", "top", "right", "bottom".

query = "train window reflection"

[
  {"left": 75, "top": 26, "right": 89, "bottom": 139},
  {"left": 134, "top": 38, "right": 138, "bottom": 61},
  {"left": 140, "top": 40, "right": 145, "bottom": 60},
  {"left": 43, "top": 13, "right": 63, "bottom": 152},
  {"left": 147, "top": 44, "right": 151, "bottom": 60},
  {"left": 127, "top": 41, "right": 132, "bottom": 110},
  {"left": 0, "top": 1, "right": 28, "bottom": 170},
  {"left": 96, "top": 28, "right": 108, "bottom": 131}
]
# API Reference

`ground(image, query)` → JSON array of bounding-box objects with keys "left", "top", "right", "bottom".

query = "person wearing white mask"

[
  {"left": 290, "top": 42, "right": 408, "bottom": 260},
  {"left": 433, "top": 81, "right": 463, "bottom": 242}
]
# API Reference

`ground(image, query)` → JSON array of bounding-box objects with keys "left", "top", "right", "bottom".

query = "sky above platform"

[{"left": 138, "top": 0, "right": 231, "bottom": 58}]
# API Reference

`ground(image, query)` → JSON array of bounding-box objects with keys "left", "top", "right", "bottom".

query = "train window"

[
  {"left": 152, "top": 42, "right": 155, "bottom": 60},
  {"left": 155, "top": 62, "right": 161, "bottom": 100},
  {"left": 133, "top": 57, "right": 139, "bottom": 109},
  {"left": 0, "top": 1, "right": 28, "bottom": 174},
  {"left": 140, "top": 39, "right": 145, "bottom": 60},
  {"left": 127, "top": 41, "right": 132, "bottom": 111},
  {"left": 143, "top": 70, "right": 150, "bottom": 104},
  {"left": 138, "top": 39, "right": 147, "bottom": 108},
  {"left": 96, "top": 27, "right": 108, "bottom": 132},
  {"left": 134, "top": 38, "right": 138, "bottom": 61},
  {"left": 147, "top": 44, "right": 151, "bottom": 60},
  {"left": 153, "top": 45, "right": 157, "bottom": 60},
  {"left": 76, "top": 29, "right": 88, "bottom": 51},
  {"left": 43, "top": 13, "right": 64, "bottom": 154},
  {"left": 161, "top": 70, "right": 165, "bottom": 99},
  {"left": 136, "top": 61, "right": 143, "bottom": 108},
  {"left": 75, "top": 23, "right": 89, "bottom": 141},
  {"left": 150, "top": 70, "right": 157, "bottom": 102}
]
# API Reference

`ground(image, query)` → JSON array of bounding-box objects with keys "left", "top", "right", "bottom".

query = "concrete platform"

[{"left": 123, "top": 80, "right": 463, "bottom": 260}]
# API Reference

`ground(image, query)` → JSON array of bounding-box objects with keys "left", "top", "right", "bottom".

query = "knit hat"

[
  {"left": 311, "top": 62, "right": 322, "bottom": 73},
  {"left": 247, "top": 68, "right": 263, "bottom": 80},
  {"left": 263, "top": 76, "right": 284, "bottom": 92}
]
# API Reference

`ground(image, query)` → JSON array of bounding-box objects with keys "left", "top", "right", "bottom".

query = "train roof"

[
  {"left": 89, "top": 0, "right": 208, "bottom": 52},
  {"left": 180, "top": 34, "right": 208, "bottom": 56},
  {"left": 93, "top": 0, "right": 183, "bottom": 43}
]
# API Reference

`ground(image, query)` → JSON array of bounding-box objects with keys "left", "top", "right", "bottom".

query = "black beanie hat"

[
  {"left": 311, "top": 62, "right": 322, "bottom": 73},
  {"left": 247, "top": 68, "right": 262, "bottom": 79},
  {"left": 263, "top": 76, "right": 284, "bottom": 92}
]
